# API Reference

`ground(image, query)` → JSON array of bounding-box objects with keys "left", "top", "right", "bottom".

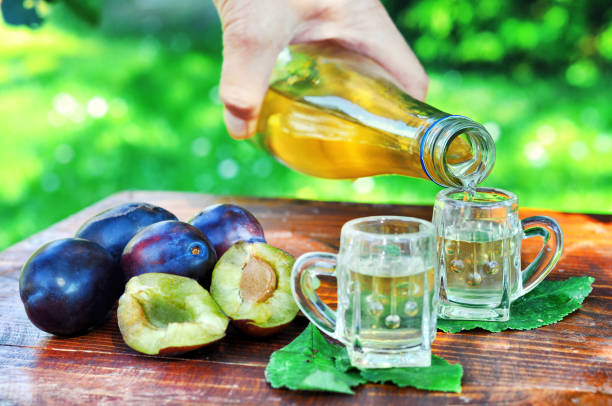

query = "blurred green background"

[{"left": 1, "top": 0, "right": 611, "bottom": 250}]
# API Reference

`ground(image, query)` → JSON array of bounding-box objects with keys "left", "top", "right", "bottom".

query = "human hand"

[{"left": 213, "top": 0, "right": 429, "bottom": 139}]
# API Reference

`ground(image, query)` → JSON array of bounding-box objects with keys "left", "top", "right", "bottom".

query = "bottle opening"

[
  {"left": 446, "top": 129, "right": 486, "bottom": 188},
  {"left": 420, "top": 116, "right": 496, "bottom": 188}
]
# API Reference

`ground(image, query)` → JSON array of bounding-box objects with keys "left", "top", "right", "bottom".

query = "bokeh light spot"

[
  {"left": 353, "top": 178, "right": 375, "bottom": 194},
  {"left": 41, "top": 172, "right": 60, "bottom": 192},
  {"left": 252, "top": 158, "right": 273, "bottom": 178},
  {"left": 191, "top": 137, "right": 212, "bottom": 157},
  {"left": 87, "top": 97, "right": 108, "bottom": 118},
  {"left": 524, "top": 142, "right": 548, "bottom": 167},
  {"left": 596, "top": 24, "right": 612, "bottom": 59},
  {"left": 566, "top": 60, "right": 599, "bottom": 87},
  {"left": 543, "top": 6, "right": 568, "bottom": 31},
  {"left": 569, "top": 141, "right": 589, "bottom": 161},
  {"left": 53, "top": 93, "right": 78, "bottom": 116},
  {"left": 459, "top": 32, "right": 503, "bottom": 62},
  {"left": 55, "top": 144, "right": 75, "bottom": 164},
  {"left": 218, "top": 158, "right": 239, "bottom": 179},
  {"left": 536, "top": 125, "right": 557, "bottom": 145},
  {"left": 593, "top": 134, "right": 612, "bottom": 153}
]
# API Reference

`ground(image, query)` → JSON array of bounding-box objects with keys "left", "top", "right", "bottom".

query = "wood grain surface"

[{"left": 0, "top": 191, "right": 610, "bottom": 405}]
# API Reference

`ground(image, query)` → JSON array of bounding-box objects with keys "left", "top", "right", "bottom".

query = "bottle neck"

[{"left": 420, "top": 115, "right": 496, "bottom": 188}]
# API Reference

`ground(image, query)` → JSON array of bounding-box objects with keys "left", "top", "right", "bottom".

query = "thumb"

[{"left": 218, "top": 29, "right": 286, "bottom": 139}]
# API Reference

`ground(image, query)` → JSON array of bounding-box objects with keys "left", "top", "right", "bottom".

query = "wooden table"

[{"left": 1, "top": 191, "right": 610, "bottom": 405}]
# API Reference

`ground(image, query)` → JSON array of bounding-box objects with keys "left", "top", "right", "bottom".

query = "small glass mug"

[
  {"left": 291, "top": 216, "right": 437, "bottom": 369},
  {"left": 433, "top": 187, "right": 563, "bottom": 321}
]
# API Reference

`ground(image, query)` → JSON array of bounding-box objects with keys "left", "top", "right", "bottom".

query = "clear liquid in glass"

[
  {"left": 337, "top": 256, "right": 434, "bottom": 368},
  {"left": 440, "top": 221, "right": 522, "bottom": 308}
]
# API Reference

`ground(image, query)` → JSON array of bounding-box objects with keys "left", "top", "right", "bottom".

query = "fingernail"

[{"left": 224, "top": 110, "right": 253, "bottom": 139}]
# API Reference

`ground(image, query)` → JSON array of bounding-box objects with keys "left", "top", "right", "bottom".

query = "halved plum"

[
  {"left": 210, "top": 242, "right": 298, "bottom": 337},
  {"left": 117, "top": 273, "right": 229, "bottom": 355}
]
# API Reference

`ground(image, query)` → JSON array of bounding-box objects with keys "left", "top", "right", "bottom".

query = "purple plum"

[
  {"left": 189, "top": 204, "right": 265, "bottom": 257},
  {"left": 121, "top": 220, "right": 216, "bottom": 288},
  {"left": 19, "top": 238, "right": 122, "bottom": 336},
  {"left": 76, "top": 202, "right": 177, "bottom": 265}
]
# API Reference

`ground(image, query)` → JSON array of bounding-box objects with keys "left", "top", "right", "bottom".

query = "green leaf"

[
  {"left": 335, "top": 349, "right": 463, "bottom": 393},
  {"left": 265, "top": 324, "right": 366, "bottom": 394},
  {"left": 266, "top": 323, "right": 463, "bottom": 394},
  {"left": 438, "top": 276, "right": 594, "bottom": 333},
  {"left": 359, "top": 356, "right": 462, "bottom": 392}
]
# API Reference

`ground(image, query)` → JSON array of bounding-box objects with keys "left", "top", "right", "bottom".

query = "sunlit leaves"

[
  {"left": 566, "top": 60, "right": 600, "bottom": 87},
  {"left": 388, "top": 0, "right": 608, "bottom": 76},
  {"left": 596, "top": 24, "right": 612, "bottom": 60}
]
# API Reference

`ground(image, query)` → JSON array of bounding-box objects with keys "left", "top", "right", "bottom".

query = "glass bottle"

[{"left": 254, "top": 43, "right": 495, "bottom": 188}]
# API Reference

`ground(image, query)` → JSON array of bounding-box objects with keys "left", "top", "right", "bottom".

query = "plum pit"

[
  {"left": 240, "top": 256, "right": 277, "bottom": 303},
  {"left": 210, "top": 242, "right": 299, "bottom": 337}
]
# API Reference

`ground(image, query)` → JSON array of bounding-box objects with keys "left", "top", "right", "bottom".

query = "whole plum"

[
  {"left": 76, "top": 202, "right": 177, "bottom": 264},
  {"left": 19, "top": 238, "right": 122, "bottom": 336},
  {"left": 121, "top": 220, "right": 216, "bottom": 288},
  {"left": 189, "top": 204, "right": 265, "bottom": 257}
]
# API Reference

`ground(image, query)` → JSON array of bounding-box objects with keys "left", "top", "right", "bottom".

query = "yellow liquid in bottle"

[{"left": 255, "top": 45, "right": 472, "bottom": 180}]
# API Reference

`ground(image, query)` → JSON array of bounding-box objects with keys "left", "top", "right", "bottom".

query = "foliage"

[
  {"left": 265, "top": 323, "right": 365, "bottom": 394},
  {"left": 383, "top": 0, "right": 612, "bottom": 78},
  {"left": 266, "top": 323, "right": 463, "bottom": 394},
  {"left": 5, "top": 1, "right": 611, "bottom": 80},
  {"left": 1, "top": 0, "right": 100, "bottom": 26},
  {"left": 438, "top": 276, "right": 595, "bottom": 333},
  {"left": 334, "top": 348, "right": 463, "bottom": 393}
]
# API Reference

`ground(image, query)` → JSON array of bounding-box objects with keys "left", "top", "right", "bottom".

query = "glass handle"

[
  {"left": 290, "top": 252, "right": 342, "bottom": 342},
  {"left": 519, "top": 215, "right": 564, "bottom": 296}
]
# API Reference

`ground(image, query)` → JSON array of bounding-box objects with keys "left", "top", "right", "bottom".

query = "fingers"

[
  {"left": 216, "top": 4, "right": 294, "bottom": 139},
  {"left": 292, "top": 0, "right": 429, "bottom": 101},
  {"left": 214, "top": 0, "right": 429, "bottom": 140},
  {"left": 340, "top": 3, "right": 429, "bottom": 101},
  {"left": 219, "top": 42, "right": 280, "bottom": 139}
]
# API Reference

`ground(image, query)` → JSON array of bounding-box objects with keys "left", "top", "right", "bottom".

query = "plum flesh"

[
  {"left": 76, "top": 202, "right": 177, "bottom": 264},
  {"left": 210, "top": 242, "right": 298, "bottom": 337},
  {"left": 19, "top": 238, "right": 122, "bottom": 336},
  {"left": 189, "top": 204, "right": 265, "bottom": 258},
  {"left": 117, "top": 273, "right": 229, "bottom": 355},
  {"left": 121, "top": 220, "right": 216, "bottom": 288}
]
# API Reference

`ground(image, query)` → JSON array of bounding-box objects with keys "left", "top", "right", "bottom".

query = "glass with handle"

[
  {"left": 291, "top": 216, "right": 438, "bottom": 369},
  {"left": 433, "top": 187, "right": 564, "bottom": 321}
]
